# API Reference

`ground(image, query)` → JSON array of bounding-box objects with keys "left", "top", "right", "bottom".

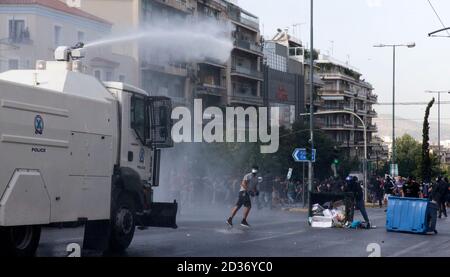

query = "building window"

[
  {"left": 119, "top": 75, "right": 126, "bottom": 82},
  {"left": 77, "top": 31, "right": 85, "bottom": 42},
  {"left": 54, "top": 26, "right": 62, "bottom": 47},
  {"left": 94, "top": 70, "right": 101, "bottom": 80},
  {"left": 9, "top": 19, "right": 27, "bottom": 43},
  {"left": 105, "top": 71, "right": 113, "bottom": 82},
  {"left": 8, "top": 59, "right": 19, "bottom": 70}
]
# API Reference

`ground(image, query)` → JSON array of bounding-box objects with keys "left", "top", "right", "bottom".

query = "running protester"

[{"left": 226, "top": 166, "right": 259, "bottom": 228}]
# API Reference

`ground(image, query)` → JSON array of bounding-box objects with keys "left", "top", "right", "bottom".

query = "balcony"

[
  {"left": 322, "top": 123, "right": 354, "bottom": 130},
  {"left": 339, "top": 141, "right": 355, "bottom": 148},
  {"left": 199, "top": 57, "right": 226, "bottom": 68},
  {"left": 368, "top": 124, "right": 378, "bottom": 132},
  {"left": 231, "top": 65, "right": 263, "bottom": 80},
  {"left": 153, "top": 0, "right": 192, "bottom": 13},
  {"left": 229, "top": 94, "right": 263, "bottom": 106},
  {"left": 228, "top": 12, "right": 260, "bottom": 31},
  {"left": 313, "top": 99, "right": 325, "bottom": 107},
  {"left": 141, "top": 60, "right": 188, "bottom": 77},
  {"left": 368, "top": 94, "right": 378, "bottom": 103},
  {"left": 8, "top": 36, "right": 33, "bottom": 45},
  {"left": 344, "top": 105, "right": 354, "bottom": 112},
  {"left": 367, "top": 109, "right": 378, "bottom": 117},
  {"left": 234, "top": 38, "right": 263, "bottom": 55},
  {"left": 356, "top": 93, "right": 368, "bottom": 101},
  {"left": 196, "top": 83, "right": 226, "bottom": 97},
  {"left": 356, "top": 108, "right": 367, "bottom": 115},
  {"left": 343, "top": 122, "right": 354, "bottom": 128}
]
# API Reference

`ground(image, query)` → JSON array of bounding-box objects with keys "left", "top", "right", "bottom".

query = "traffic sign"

[
  {"left": 292, "top": 148, "right": 316, "bottom": 163},
  {"left": 390, "top": 164, "right": 398, "bottom": 177},
  {"left": 287, "top": 168, "right": 293, "bottom": 180}
]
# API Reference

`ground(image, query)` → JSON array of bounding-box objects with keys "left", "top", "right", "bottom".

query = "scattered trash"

[
  {"left": 311, "top": 202, "right": 348, "bottom": 228},
  {"left": 311, "top": 216, "right": 333, "bottom": 228}
]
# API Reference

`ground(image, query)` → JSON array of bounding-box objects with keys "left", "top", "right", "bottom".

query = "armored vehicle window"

[{"left": 131, "top": 96, "right": 147, "bottom": 144}]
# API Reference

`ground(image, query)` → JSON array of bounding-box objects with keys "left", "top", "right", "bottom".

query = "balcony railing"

[
  {"left": 356, "top": 109, "right": 367, "bottom": 115},
  {"left": 153, "top": 0, "right": 191, "bottom": 13},
  {"left": 196, "top": 83, "right": 226, "bottom": 96},
  {"left": 8, "top": 36, "right": 32, "bottom": 45},
  {"left": 368, "top": 94, "right": 378, "bottom": 102},
  {"left": 323, "top": 124, "right": 354, "bottom": 129},
  {"left": 229, "top": 93, "right": 263, "bottom": 106},
  {"left": 231, "top": 65, "right": 263, "bottom": 80},
  {"left": 228, "top": 12, "right": 260, "bottom": 30},
  {"left": 235, "top": 38, "right": 263, "bottom": 53}
]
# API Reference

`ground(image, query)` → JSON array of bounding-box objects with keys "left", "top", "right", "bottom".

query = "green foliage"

[
  {"left": 422, "top": 98, "right": 435, "bottom": 182},
  {"left": 394, "top": 132, "right": 443, "bottom": 181}
]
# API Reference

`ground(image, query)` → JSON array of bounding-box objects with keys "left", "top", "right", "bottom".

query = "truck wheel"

[
  {"left": 0, "top": 226, "right": 41, "bottom": 257},
  {"left": 109, "top": 194, "right": 136, "bottom": 252}
]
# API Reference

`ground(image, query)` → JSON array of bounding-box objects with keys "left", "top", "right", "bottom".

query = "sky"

[{"left": 238, "top": 0, "right": 450, "bottom": 129}]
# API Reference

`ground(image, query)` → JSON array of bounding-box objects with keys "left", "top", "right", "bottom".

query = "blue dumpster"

[{"left": 386, "top": 196, "right": 438, "bottom": 234}]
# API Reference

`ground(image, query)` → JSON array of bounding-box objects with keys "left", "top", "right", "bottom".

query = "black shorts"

[{"left": 236, "top": 191, "right": 251, "bottom": 208}]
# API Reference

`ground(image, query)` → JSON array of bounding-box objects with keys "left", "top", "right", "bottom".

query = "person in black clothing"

[
  {"left": 374, "top": 177, "right": 384, "bottom": 208},
  {"left": 345, "top": 176, "right": 371, "bottom": 227},
  {"left": 432, "top": 177, "right": 448, "bottom": 218},
  {"left": 402, "top": 176, "right": 422, "bottom": 198}
]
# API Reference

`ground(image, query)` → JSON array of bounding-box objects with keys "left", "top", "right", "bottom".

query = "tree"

[
  {"left": 395, "top": 134, "right": 422, "bottom": 177},
  {"left": 422, "top": 98, "right": 435, "bottom": 182}
]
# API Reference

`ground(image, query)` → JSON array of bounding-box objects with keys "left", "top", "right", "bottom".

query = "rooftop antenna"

[{"left": 329, "top": 40, "right": 334, "bottom": 56}]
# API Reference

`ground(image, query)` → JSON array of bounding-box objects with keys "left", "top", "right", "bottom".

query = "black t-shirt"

[
  {"left": 403, "top": 181, "right": 421, "bottom": 198},
  {"left": 432, "top": 181, "right": 449, "bottom": 201},
  {"left": 345, "top": 180, "right": 363, "bottom": 201},
  {"left": 384, "top": 179, "right": 395, "bottom": 194}
]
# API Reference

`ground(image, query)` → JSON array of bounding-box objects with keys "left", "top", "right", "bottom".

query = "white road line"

[
  {"left": 388, "top": 241, "right": 429, "bottom": 257},
  {"left": 241, "top": 230, "right": 306, "bottom": 244}
]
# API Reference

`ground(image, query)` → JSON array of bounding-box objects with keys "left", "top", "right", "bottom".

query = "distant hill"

[{"left": 374, "top": 114, "right": 450, "bottom": 143}]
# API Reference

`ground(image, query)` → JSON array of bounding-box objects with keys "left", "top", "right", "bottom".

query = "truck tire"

[
  {"left": 0, "top": 225, "right": 41, "bottom": 257},
  {"left": 109, "top": 194, "right": 136, "bottom": 252}
]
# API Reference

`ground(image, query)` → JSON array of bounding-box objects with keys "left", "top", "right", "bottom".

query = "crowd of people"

[
  {"left": 164, "top": 168, "right": 450, "bottom": 220},
  {"left": 368, "top": 175, "right": 450, "bottom": 218},
  {"left": 165, "top": 173, "right": 308, "bottom": 212}
]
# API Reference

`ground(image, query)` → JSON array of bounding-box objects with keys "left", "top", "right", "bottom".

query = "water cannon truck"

[{"left": 0, "top": 45, "right": 177, "bottom": 256}]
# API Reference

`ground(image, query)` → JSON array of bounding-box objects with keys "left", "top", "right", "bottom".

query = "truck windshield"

[{"left": 131, "top": 96, "right": 147, "bottom": 144}]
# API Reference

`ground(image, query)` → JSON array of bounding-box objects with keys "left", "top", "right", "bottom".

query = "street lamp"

[
  {"left": 373, "top": 42, "right": 416, "bottom": 177},
  {"left": 301, "top": 110, "right": 369, "bottom": 202},
  {"left": 308, "top": 0, "right": 314, "bottom": 205}
]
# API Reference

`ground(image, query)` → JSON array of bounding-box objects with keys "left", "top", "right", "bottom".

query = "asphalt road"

[{"left": 37, "top": 205, "right": 450, "bottom": 257}]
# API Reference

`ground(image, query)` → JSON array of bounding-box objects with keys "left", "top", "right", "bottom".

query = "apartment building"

[
  {"left": 227, "top": 1, "right": 264, "bottom": 107},
  {"left": 0, "top": 0, "right": 135, "bottom": 83},
  {"left": 316, "top": 54, "right": 378, "bottom": 160}
]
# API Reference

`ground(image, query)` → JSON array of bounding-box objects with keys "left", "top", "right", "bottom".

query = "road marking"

[
  {"left": 241, "top": 230, "right": 306, "bottom": 244},
  {"left": 388, "top": 241, "right": 429, "bottom": 257}
]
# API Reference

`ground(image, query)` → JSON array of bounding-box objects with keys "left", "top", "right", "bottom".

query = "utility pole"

[
  {"left": 308, "top": 0, "right": 315, "bottom": 204},
  {"left": 373, "top": 42, "right": 416, "bottom": 177},
  {"left": 426, "top": 90, "right": 449, "bottom": 166}
]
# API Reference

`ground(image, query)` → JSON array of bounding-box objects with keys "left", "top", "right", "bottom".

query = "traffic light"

[{"left": 332, "top": 147, "right": 340, "bottom": 165}]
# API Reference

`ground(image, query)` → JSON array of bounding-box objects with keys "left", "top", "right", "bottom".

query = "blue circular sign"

[
  {"left": 34, "top": 115, "right": 44, "bottom": 135},
  {"left": 139, "top": 148, "right": 145, "bottom": 163}
]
